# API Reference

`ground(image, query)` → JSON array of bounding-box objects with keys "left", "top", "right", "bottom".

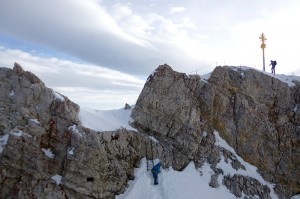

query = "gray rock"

[
  {"left": 1, "top": 63, "right": 299, "bottom": 199},
  {"left": 0, "top": 64, "right": 145, "bottom": 198},
  {"left": 223, "top": 174, "right": 271, "bottom": 199},
  {"left": 124, "top": 103, "right": 131, "bottom": 110},
  {"left": 132, "top": 64, "right": 299, "bottom": 198}
]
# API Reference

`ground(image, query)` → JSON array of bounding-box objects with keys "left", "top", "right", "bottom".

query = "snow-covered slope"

[
  {"left": 116, "top": 159, "right": 238, "bottom": 199},
  {"left": 78, "top": 69, "right": 300, "bottom": 199},
  {"left": 79, "top": 107, "right": 134, "bottom": 131},
  {"left": 228, "top": 66, "right": 300, "bottom": 87},
  {"left": 200, "top": 66, "right": 300, "bottom": 87},
  {"left": 115, "top": 131, "right": 279, "bottom": 199},
  {"left": 78, "top": 106, "right": 285, "bottom": 199}
]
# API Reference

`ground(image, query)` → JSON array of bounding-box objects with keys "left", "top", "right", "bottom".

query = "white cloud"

[
  {"left": 1, "top": 0, "right": 300, "bottom": 101},
  {"left": 0, "top": 0, "right": 158, "bottom": 74},
  {"left": 169, "top": 6, "right": 186, "bottom": 14},
  {"left": 110, "top": 4, "right": 154, "bottom": 44},
  {"left": 111, "top": 4, "right": 133, "bottom": 20},
  {"left": 0, "top": 0, "right": 207, "bottom": 75}
]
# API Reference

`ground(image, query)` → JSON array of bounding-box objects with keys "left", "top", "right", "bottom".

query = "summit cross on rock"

[{"left": 259, "top": 33, "right": 267, "bottom": 71}]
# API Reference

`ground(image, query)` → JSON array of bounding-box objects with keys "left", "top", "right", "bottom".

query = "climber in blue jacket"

[{"left": 151, "top": 162, "right": 161, "bottom": 185}]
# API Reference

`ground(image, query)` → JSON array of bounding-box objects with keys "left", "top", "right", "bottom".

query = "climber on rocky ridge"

[{"left": 151, "top": 162, "right": 161, "bottom": 185}]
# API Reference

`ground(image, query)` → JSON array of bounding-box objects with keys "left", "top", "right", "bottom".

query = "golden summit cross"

[
  {"left": 259, "top": 33, "right": 267, "bottom": 71},
  {"left": 259, "top": 33, "right": 267, "bottom": 47}
]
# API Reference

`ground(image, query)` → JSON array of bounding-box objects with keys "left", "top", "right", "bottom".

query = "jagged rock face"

[
  {"left": 131, "top": 64, "right": 272, "bottom": 198},
  {"left": 132, "top": 64, "right": 300, "bottom": 198},
  {"left": 0, "top": 63, "right": 144, "bottom": 198},
  {"left": 1, "top": 63, "right": 299, "bottom": 199},
  {"left": 223, "top": 174, "right": 271, "bottom": 198},
  {"left": 132, "top": 64, "right": 212, "bottom": 170},
  {"left": 209, "top": 67, "right": 300, "bottom": 197}
]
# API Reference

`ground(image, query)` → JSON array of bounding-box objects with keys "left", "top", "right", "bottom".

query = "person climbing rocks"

[
  {"left": 269, "top": 60, "right": 277, "bottom": 75},
  {"left": 151, "top": 162, "right": 161, "bottom": 185}
]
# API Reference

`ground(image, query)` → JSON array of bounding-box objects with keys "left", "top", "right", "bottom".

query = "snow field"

[
  {"left": 117, "top": 159, "right": 239, "bottom": 199},
  {"left": 79, "top": 107, "right": 134, "bottom": 131}
]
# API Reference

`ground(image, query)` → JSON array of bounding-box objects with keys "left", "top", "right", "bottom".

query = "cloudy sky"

[{"left": 1, "top": 0, "right": 300, "bottom": 109}]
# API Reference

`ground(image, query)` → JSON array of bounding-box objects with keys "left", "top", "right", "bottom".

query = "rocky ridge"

[
  {"left": 0, "top": 63, "right": 143, "bottom": 198},
  {"left": 0, "top": 63, "right": 299, "bottom": 199},
  {"left": 132, "top": 64, "right": 300, "bottom": 198}
]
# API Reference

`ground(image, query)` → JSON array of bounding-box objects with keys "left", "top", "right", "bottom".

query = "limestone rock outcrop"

[
  {"left": 1, "top": 63, "right": 299, "bottom": 199},
  {"left": 131, "top": 65, "right": 215, "bottom": 170},
  {"left": 131, "top": 64, "right": 300, "bottom": 199},
  {"left": 0, "top": 63, "right": 144, "bottom": 199},
  {"left": 208, "top": 66, "right": 300, "bottom": 197}
]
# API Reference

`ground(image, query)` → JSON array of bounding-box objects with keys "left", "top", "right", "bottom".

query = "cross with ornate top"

[{"left": 259, "top": 33, "right": 267, "bottom": 71}]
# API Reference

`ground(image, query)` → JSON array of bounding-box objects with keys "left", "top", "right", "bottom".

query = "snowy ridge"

[
  {"left": 115, "top": 131, "right": 280, "bottom": 199},
  {"left": 77, "top": 106, "right": 300, "bottom": 198},
  {"left": 214, "top": 131, "right": 278, "bottom": 199},
  {"left": 228, "top": 66, "right": 300, "bottom": 87},
  {"left": 54, "top": 91, "right": 65, "bottom": 101},
  {"left": 116, "top": 159, "right": 239, "bottom": 199},
  {"left": 79, "top": 107, "right": 135, "bottom": 132},
  {"left": 198, "top": 66, "right": 300, "bottom": 87}
]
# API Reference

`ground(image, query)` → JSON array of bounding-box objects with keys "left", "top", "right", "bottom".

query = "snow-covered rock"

[
  {"left": 132, "top": 64, "right": 300, "bottom": 198},
  {"left": 1, "top": 63, "right": 299, "bottom": 199}
]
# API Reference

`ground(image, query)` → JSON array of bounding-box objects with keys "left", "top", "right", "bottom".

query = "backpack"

[{"left": 274, "top": 61, "right": 277, "bottom": 65}]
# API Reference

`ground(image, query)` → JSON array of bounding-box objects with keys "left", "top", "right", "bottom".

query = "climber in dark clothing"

[
  {"left": 151, "top": 162, "right": 161, "bottom": 185},
  {"left": 269, "top": 60, "right": 277, "bottom": 74}
]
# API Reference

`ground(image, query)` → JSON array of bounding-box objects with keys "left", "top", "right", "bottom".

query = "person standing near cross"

[{"left": 269, "top": 60, "right": 277, "bottom": 75}]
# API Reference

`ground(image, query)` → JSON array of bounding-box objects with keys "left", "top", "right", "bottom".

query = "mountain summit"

[
  {"left": 132, "top": 64, "right": 300, "bottom": 198},
  {"left": 0, "top": 63, "right": 299, "bottom": 199}
]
